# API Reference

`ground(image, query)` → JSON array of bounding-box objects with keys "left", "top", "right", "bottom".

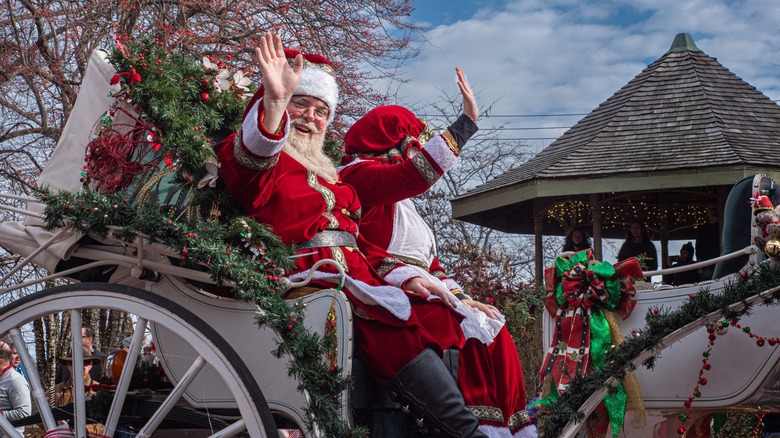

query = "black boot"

[{"left": 388, "top": 349, "right": 487, "bottom": 437}]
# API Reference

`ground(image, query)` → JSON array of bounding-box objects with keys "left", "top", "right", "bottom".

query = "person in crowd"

[
  {"left": 55, "top": 324, "right": 106, "bottom": 384},
  {"left": 215, "top": 32, "right": 487, "bottom": 436},
  {"left": 617, "top": 220, "right": 658, "bottom": 277},
  {"left": 49, "top": 346, "right": 104, "bottom": 435},
  {"left": 340, "top": 102, "right": 536, "bottom": 436},
  {"left": 562, "top": 227, "right": 592, "bottom": 253},
  {"left": 696, "top": 204, "right": 721, "bottom": 281},
  {"left": 0, "top": 337, "right": 31, "bottom": 438},
  {"left": 662, "top": 241, "right": 699, "bottom": 285}
]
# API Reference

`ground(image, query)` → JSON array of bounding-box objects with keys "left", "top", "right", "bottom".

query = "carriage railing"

[{"left": 643, "top": 244, "right": 759, "bottom": 280}]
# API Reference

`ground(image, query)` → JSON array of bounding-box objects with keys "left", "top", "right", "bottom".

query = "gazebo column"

[
  {"left": 534, "top": 215, "right": 544, "bottom": 283},
  {"left": 590, "top": 194, "right": 603, "bottom": 260},
  {"left": 659, "top": 198, "right": 670, "bottom": 269}
]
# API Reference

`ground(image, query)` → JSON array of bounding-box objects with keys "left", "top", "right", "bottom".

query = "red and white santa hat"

[
  {"left": 343, "top": 105, "right": 429, "bottom": 165},
  {"left": 285, "top": 49, "right": 338, "bottom": 123},
  {"left": 243, "top": 49, "right": 339, "bottom": 124}
]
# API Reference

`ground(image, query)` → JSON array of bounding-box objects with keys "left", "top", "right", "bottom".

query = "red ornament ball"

[{"left": 200, "top": 92, "right": 210, "bottom": 102}]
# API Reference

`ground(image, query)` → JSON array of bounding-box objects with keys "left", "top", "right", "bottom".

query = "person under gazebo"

[
  {"left": 562, "top": 227, "right": 592, "bottom": 253},
  {"left": 617, "top": 220, "right": 658, "bottom": 279}
]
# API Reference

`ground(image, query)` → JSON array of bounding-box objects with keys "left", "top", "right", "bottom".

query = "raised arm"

[{"left": 255, "top": 32, "right": 303, "bottom": 132}]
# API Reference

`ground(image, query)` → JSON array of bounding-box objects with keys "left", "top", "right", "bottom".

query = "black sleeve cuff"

[{"left": 446, "top": 114, "right": 479, "bottom": 150}]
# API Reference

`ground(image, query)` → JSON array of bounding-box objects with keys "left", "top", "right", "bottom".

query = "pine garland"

[
  {"left": 34, "top": 37, "right": 367, "bottom": 437},
  {"left": 537, "top": 265, "right": 780, "bottom": 437}
]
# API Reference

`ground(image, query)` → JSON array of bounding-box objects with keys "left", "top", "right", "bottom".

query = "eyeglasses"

[{"left": 290, "top": 97, "right": 330, "bottom": 121}]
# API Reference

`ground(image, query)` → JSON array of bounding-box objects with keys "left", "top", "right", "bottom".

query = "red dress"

[
  {"left": 340, "top": 142, "right": 533, "bottom": 434},
  {"left": 215, "top": 97, "right": 465, "bottom": 386}
]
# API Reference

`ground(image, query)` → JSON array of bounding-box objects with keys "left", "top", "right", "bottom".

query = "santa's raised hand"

[
  {"left": 256, "top": 32, "right": 303, "bottom": 132},
  {"left": 456, "top": 67, "right": 479, "bottom": 122}
]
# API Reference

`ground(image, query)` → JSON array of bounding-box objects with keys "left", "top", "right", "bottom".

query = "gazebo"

[{"left": 451, "top": 33, "right": 780, "bottom": 281}]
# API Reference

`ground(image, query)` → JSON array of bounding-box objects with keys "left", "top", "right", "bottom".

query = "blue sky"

[{"left": 389, "top": 0, "right": 780, "bottom": 154}]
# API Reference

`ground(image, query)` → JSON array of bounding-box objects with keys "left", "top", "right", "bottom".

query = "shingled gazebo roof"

[{"left": 451, "top": 33, "right": 780, "bottom": 239}]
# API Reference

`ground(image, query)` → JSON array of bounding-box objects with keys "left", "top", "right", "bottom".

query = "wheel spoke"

[
  {"left": 0, "top": 415, "right": 22, "bottom": 438},
  {"left": 104, "top": 318, "right": 147, "bottom": 436},
  {"left": 9, "top": 328, "right": 57, "bottom": 430},
  {"left": 137, "top": 355, "right": 207, "bottom": 437},
  {"left": 69, "top": 310, "right": 87, "bottom": 437},
  {"left": 207, "top": 419, "right": 246, "bottom": 438}
]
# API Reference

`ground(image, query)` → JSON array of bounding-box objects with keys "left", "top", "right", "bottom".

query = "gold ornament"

[{"left": 765, "top": 239, "right": 780, "bottom": 257}]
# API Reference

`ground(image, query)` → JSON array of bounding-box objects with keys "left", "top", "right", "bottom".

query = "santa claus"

[
  {"left": 216, "top": 32, "right": 488, "bottom": 437},
  {"left": 340, "top": 101, "right": 536, "bottom": 437}
]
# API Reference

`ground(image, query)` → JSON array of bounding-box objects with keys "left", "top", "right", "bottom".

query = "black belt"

[{"left": 297, "top": 230, "right": 357, "bottom": 250}]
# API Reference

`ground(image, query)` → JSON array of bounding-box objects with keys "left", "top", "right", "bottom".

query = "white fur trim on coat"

[
  {"left": 423, "top": 135, "right": 458, "bottom": 172},
  {"left": 242, "top": 97, "right": 289, "bottom": 157},
  {"left": 288, "top": 270, "right": 411, "bottom": 321},
  {"left": 513, "top": 424, "right": 537, "bottom": 438},
  {"left": 478, "top": 425, "right": 513, "bottom": 438}
]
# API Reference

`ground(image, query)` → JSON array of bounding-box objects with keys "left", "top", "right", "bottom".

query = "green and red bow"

[{"left": 538, "top": 249, "right": 643, "bottom": 437}]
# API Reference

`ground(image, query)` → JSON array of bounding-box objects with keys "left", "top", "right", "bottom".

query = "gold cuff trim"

[
  {"left": 507, "top": 410, "right": 531, "bottom": 429},
  {"left": 468, "top": 405, "right": 504, "bottom": 423},
  {"left": 451, "top": 289, "right": 464, "bottom": 295},
  {"left": 431, "top": 270, "right": 447, "bottom": 279},
  {"left": 441, "top": 130, "right": 459, "bottom": 155},
  {"left": 410, "top": 151, "right": 439, "bottom": 186},
  {"left": 391, "top": 253, "right": 428, "bottom": 270},
  {"left": 376, "top": 257, "right": 401, "bottom": 277},
  {"left": 233, "top": 130, "right": 278, "bottom": 170}
]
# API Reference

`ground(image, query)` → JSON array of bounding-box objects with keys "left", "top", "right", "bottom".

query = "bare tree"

[{"left": 412, "top": 91, "right": 561, "bottom": 285}]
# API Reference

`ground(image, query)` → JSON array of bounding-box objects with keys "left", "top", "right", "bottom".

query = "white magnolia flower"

[
  {"left": 215, "top": 69, "right": 231, "bottom": 92},
  {"left": 233, "top": 71, "right": 251, "bottom": 91},
  {"left": 202, "top": 56, "right": 219, "bottom": 70},
  {"left": 197, "top": 157, "right": 221, "bottom": 189}
]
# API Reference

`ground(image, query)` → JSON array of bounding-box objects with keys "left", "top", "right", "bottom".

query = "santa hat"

[
  {"left": 242, "top": 49, "right": 339, "bottom": 124},
  {"left": 343, "top": 105, "right": 434, "bottom": 164},
  {"left": 285, "top": 49, "right": 338, "bottom": 123}
]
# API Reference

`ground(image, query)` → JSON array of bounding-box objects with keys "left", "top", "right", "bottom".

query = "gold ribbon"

[{"left": 604, "top": 309, "right": 646, "bottom": 428}]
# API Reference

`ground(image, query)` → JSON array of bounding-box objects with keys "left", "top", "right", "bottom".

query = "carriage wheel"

[{"left": 0, "top": 282, "right": 278, "bottom": 437}]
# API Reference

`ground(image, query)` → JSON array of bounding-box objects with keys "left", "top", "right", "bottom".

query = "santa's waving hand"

[{"left": 255, "top": 32, "right": 303, "bottom": 133}]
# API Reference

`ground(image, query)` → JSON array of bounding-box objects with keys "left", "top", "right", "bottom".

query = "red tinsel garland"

[{"left": 85, "top": 108, "right": 158, "bottom": 194}]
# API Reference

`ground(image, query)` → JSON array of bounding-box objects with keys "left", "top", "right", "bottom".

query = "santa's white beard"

[{"left": 284, "top": 122, "right": 339, "bottom": 182}]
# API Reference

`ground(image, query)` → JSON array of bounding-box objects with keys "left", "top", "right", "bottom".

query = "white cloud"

[{"left": 387, "top": 0, "right": 780, "bottom": 143}]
